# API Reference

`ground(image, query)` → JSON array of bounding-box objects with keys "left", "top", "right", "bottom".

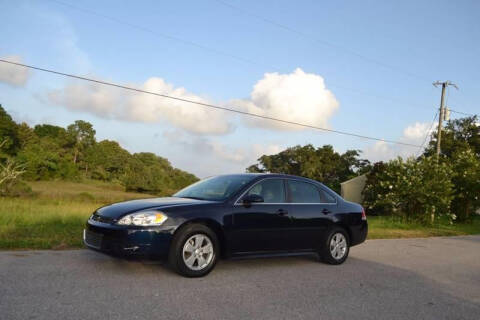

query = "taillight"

[{"left": 361, "top": 207, "right": 367, "bottom": 221}]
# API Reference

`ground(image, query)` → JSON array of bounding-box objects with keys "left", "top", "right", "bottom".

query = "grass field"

[
  {"left": 0, "top": 180, "right": 154, "bottom": 249},
  {"left": 0, "top": 180, "right": 479, "bottom": 250}
]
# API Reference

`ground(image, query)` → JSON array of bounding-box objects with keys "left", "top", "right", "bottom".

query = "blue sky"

[{"left": 1, "top": 0, "right": 478, "bottom": 177}]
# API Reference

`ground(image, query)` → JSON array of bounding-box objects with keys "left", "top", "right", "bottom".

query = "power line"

[
  {"left": 45, "top": 0, "right": 434, "bottom": 111},
  {"left": 0, "top": 58, "right": 423, "bottom": 148},
  {"left": 416, "top": 111, "right": 438, "bottom": 157},
  {"left": 449, "top": 109, "right": 475, "bottom": 117},
  {"left": 214, "top": 0, "right": 430, "bottom": 82},
  {"left": 44, "top": 0, "right": 475, "bottom": 119},
  {"left": 45, "top": 0, "right": 266, "bottom": 69}
]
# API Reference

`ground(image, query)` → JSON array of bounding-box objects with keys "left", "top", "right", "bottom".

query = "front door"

[{"left": 229, "top": 178, "right": 290, "bottom": 254}]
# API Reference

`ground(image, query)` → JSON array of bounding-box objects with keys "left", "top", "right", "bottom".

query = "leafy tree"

[
  {"left": 425, "top": 116, "right": 480, "bottom": 158},
  {"left": 362, "top": 161, "right": 389, "bottom": 215},
  {"left": 422, "top": 115, "right": 479, "bottom": 221},
  {"left": 125, "top": 153, "right": 197, "bottom": 195},
  {"left": 0, "top": 105, "right": 19, "bottom": 157},
  {"left": 450, "top": 148, "right": 480, "bottom": 221},
  {"left": 34, "top": 124, "right": 68, "bottom": 141},
  {"left": 247, "top": 144, "right": 370, "bottom": 193},
  {"left": 87, "top": 140, "right": 131, "bottom": 181},
  {"left": 17, "top": 123, "right": 36, "bottom": 148},
  {"left": 16, "top": 137, "right": 76, "bottom": 180},
  {"left": 66, "top": 120, "right": 96, "bottom": 176},
  {"left": 0, "top": 106, "right": 198, "bottom": 195}
]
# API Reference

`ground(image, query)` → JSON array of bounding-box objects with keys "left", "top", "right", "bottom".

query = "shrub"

[
  {"left": 363, "top": 156, "right": 454, "bottom": 224},
  {"left": 450, "top": 149, "right": 480, "bottom": 221}
]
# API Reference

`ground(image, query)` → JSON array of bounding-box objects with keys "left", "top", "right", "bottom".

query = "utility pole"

[{"left": 433, "top": 81, "right": 458, "bottom": 159}]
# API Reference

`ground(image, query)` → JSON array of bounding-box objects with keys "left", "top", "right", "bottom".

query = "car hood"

[{"left": 96, "top": 197, "right": 215, "bottom": 219}]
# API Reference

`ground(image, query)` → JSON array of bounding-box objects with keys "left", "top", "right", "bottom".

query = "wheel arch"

[
  {"left": 332, "top": 222, "right": 353, "bottom": 244},
  {"left": 173, "top": 218, "right": 227, "bottom": 257}
]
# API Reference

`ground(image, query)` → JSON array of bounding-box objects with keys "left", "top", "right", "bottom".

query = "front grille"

[
  {"left": 84, "top": 229, "right": 103, "bottom": 249},
  {"left": 90, "top": 213, "right": 114, "bottom": 224}
]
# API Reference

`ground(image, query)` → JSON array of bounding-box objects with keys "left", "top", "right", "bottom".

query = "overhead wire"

[
  {"left": 416, "top": 111, "right": 438, "bottom": 157},
  {"left": 0, "top": 58, "right": 424, "bottom": 148},
  {"left": 213, "top": 0, "right": 430, "bottom": 82},
  {"left": 45, "top": 0, "right": 436, "bottom": 112}
]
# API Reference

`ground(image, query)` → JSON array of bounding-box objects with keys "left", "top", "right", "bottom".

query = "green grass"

[
  {"left": 0, "top": 180, "right": 153, "bottom": 250},
  {"left": 367, "top": 215, "right": 480, "bottom": 239},
  {"left": 0, "top": 180, "right": 479, "bottom": 249}
]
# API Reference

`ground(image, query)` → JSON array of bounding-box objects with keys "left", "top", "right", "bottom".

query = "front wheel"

[
  {"left": 168, "top": 223, "right": 219, "bottom": 277},
  {"left": 319, "top": 227, "right": 350, "bottom": 265}
]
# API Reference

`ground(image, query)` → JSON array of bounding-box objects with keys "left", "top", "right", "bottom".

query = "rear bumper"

[
  {"left": 349, "top": 221, "right": 368, "bottom": 246},
  {"left": 84, "top": 220, "right": 176, "bottom": 258}
]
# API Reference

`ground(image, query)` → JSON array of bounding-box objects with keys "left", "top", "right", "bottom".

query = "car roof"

[{"left": 216, "top": 173, "right": 322, "bottom": 183}]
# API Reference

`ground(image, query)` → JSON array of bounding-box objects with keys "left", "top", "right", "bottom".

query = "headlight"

[{"left": 117, "top": 211, "right": 168, "bottom": 226}]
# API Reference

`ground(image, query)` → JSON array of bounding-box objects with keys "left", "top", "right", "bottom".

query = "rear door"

[
  {"left": 229, "top": 178, "right": 291, "bottom": 254},
  {"left": 285, "top": 179, "right": 337, "bottom": 250}
]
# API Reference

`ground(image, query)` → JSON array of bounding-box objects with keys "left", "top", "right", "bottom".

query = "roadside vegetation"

[
  {"left": 367, "top": 216, "right": 480, "bottom": 239},
  {"left": 251, "top": 115, "right": 480, "bottom": 226},
  {"left": 1, "top": 180, "right": 479, "bottom": 250},
  {"left": 0, "top": 104, "right": 479, "bottom": 250},
  {"left": 0, "top": 105, "right": 198, "bottom": 197},
  {"left": 0, "top": 180, "right": 154, "bottom": 249}
]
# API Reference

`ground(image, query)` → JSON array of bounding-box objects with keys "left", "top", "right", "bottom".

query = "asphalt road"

[{"left": 1, "top": 236, "right": 479, "bottom": 320}]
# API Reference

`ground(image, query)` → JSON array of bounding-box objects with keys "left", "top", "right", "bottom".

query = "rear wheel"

[
  {"left": 319, "top": 227, "right": 350, "bottom": 265},
  {"left": 168, "top": 223, "right": 219, "bottom": 277}
]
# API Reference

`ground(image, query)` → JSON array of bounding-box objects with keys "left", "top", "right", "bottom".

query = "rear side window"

[
  {"left": 287, "top": 180, "right": 321, "bottom": 203},
  {"left": 246, "top": 179, "right": 285, "bottom": 203},
  {"left": 319, "top": 188, "right": 336, "bottom": 203}
]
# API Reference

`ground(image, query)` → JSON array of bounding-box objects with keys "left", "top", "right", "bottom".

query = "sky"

[{"left": 0, "top": 0, "right": 479, "bottom": 178}]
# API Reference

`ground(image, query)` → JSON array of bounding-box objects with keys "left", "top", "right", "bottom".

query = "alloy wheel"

[
  {"left": 329, "top": 233, "right": 347, "bottom": 260},
  {"left": 182, "top": 234, "right": 214, "bottom": 271}
]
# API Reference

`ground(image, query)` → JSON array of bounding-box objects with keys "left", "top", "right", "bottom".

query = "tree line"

[
  {"left": 248, "top": 116, "right": 480, "bottom": 224},
  {"left": 0, "top": 105, "right": 198, "bottom": 196}
]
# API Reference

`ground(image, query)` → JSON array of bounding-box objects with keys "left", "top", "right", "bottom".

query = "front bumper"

[{"left": 84, "top": 219, "right": 176, "bottom": 258}]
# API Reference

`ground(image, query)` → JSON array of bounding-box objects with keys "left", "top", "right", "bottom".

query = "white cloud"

[
  {"left": 0, "top": 55, "right": 30, "bottom": 87},
  {"left": 403, "top": 122, "right": 432, "bottom": 141},
  {"left": 363, "top": 121, "right": 434, "bottom": 162},
  {"left": 162, "top": 130, "right": 282, "bottom": 177},
  {"left": 48, "top": 68, "right": 339, "bottom": 135},
  {"left": 233, "top": 68, "right": 339, "bottom": 130},
  {"left": 48, "top": 78, "right": 232, "bottom": 135}
]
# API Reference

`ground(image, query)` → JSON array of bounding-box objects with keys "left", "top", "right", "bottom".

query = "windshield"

[{"left": 173, "top": 175, "right": 257, "bottom": 201}]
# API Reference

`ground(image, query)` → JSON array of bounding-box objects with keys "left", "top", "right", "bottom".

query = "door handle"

[
  {"left": 322, "top": 208, "right": 331, "bottom": 215},
  {"left": 277, "top": 209, "right": 289, "bottom": 216}
]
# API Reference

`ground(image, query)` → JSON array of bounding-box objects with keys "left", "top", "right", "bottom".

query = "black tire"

[
  {"left": 168, "top": 223, "right": 219, "bottom": 277},
  {"left": 319, "top": 226, "right": 350, "bottom": 265}
]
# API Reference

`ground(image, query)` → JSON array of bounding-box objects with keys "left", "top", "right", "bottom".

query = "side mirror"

[{"left": 242, "top": 194, "right": 264, "bottom": 205}]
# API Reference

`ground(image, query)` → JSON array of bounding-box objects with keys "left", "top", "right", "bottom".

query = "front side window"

[
  {"left": 287, "top": 180, "right": 322, "bottom": 203},
  {"left": 245, "top": 179, "right": 285, "bottom": 203}
]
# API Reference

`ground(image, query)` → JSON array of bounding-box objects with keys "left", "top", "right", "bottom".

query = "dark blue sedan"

[{"left": 84, "top": 173, "right": 368, "bottom": 277}]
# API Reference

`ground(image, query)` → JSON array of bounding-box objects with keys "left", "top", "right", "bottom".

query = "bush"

[
  {"left": 363, "top": 156, "right": 454, "bottom": 224},
  {"left": 451, "top": 149, "right": 480, "bottom": 221}
]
